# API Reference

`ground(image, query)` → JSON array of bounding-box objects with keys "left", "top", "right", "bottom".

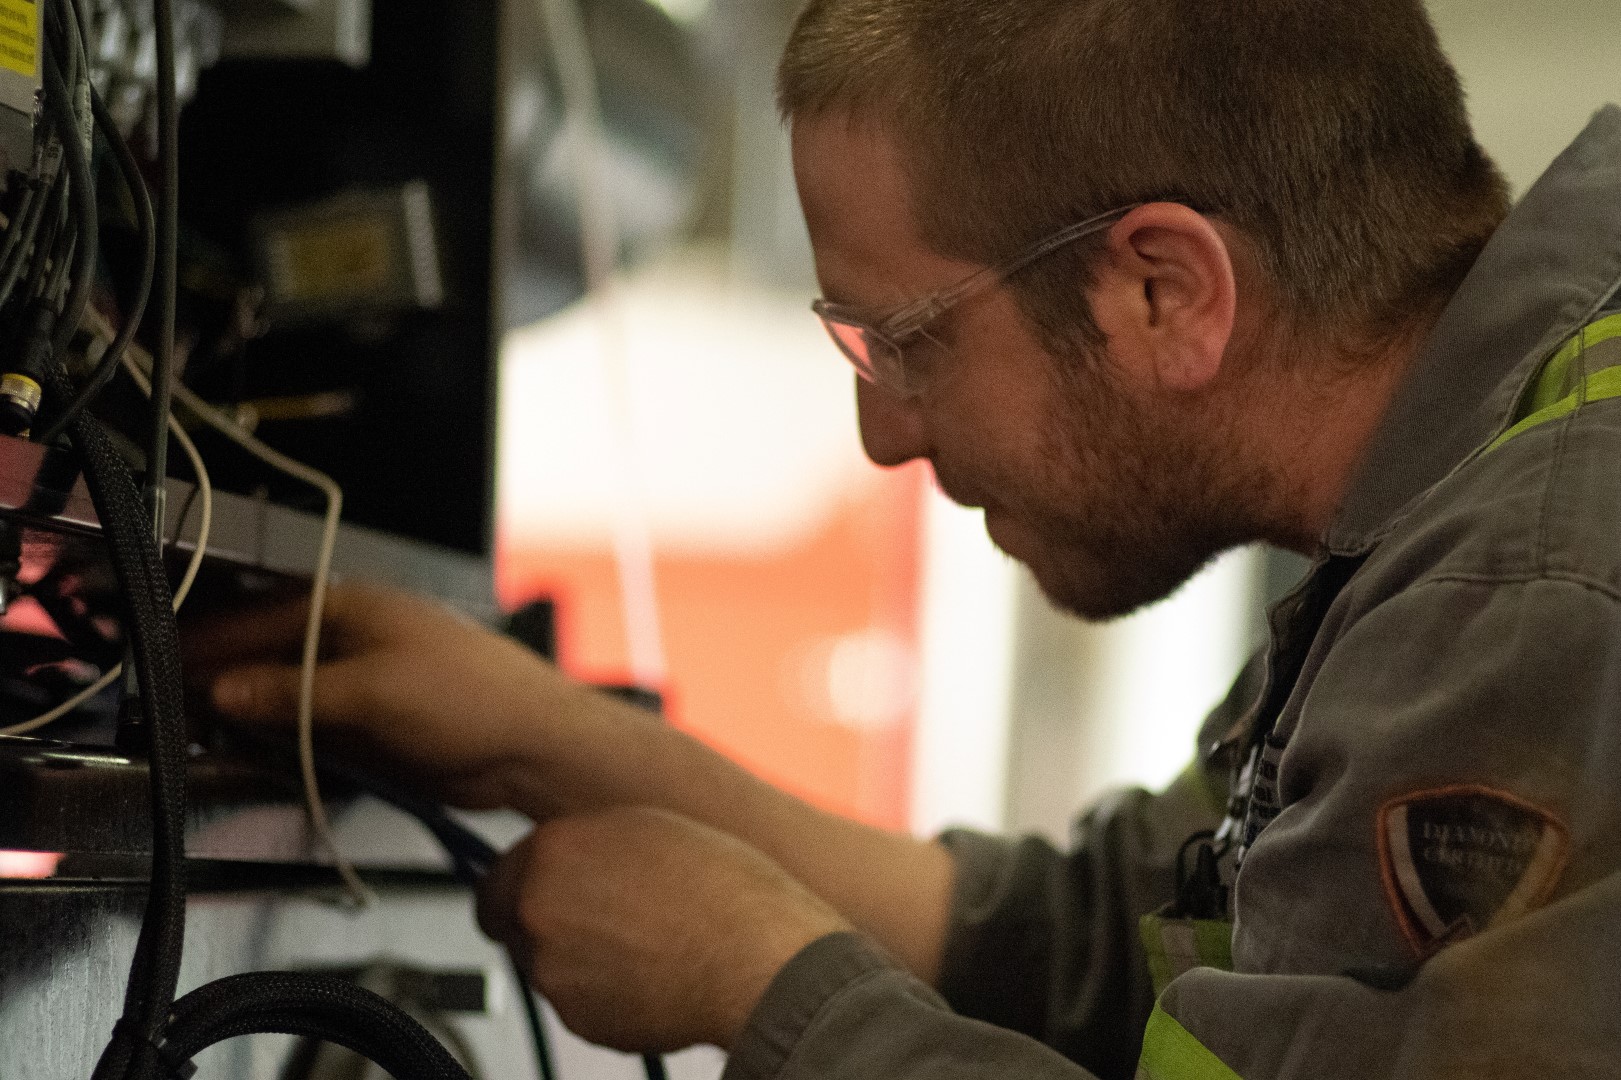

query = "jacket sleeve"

[
  {"left": 932, "top": 769, "right": 1224, "bottom": 1078},
  {"left": 1157, "top": 575, "right": 1621, "bottom": 1079},
  {"left": 721, "top": 932, "right": 1110, "bottom": 1080},
  {"left": 721, "top": 576, "right": 1621, "bottom": 1080},
  {"left": 721, "top": 660, "right": 1252, "bottom": 1080},
  {"left": 930, "top": 657, "right": 1252, "bottom": 1076}
]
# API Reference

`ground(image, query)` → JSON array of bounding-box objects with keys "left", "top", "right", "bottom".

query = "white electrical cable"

[
  {"left": 0, "top": 357, "right": 213, "bottom": 738},
  {"left": 4, "top": 321, "right": 371, "bottom": 905},
  {"left": 537, "top": 0, "right": 668, "bottom": 689},
  {"left": 160, "top": 368, "right": 374, "bottom": 908},
  {"left": 145, "top": 366, "right": 371, "bottom": 901}
]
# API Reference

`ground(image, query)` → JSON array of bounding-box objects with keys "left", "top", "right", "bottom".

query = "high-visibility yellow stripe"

[
  {"left": 1136, "top": 1003, "right": 1244, "bottom": 1080},
  {"left": 1140, "top": 915, "right": 1235, "bottom": 999},
  {"left": 1487, "top": 365, "right": 1621, "bottom": 453},
  {"left": 1487, "top": 312, "right": 1621, "bottom": 453}
]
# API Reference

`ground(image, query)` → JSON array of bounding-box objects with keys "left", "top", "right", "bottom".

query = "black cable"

[
  {"left": 311, "top": 762, "right": 559, "bottom": 1080},
  {"left": 0, "top": 183, "right": 41, "bottom": 303},
  {"left": 146, "top": 0, "right": 178, "bottom": 536},
  {"left": 43, "top": 6, "right": 656, "bottom": 1077},
  {"left": 43, "top": 221, "right": 78, "bottom": 305},
  {"left": 58, "top": 407, "right": 472, "bottom": 1080},
  {"left": 319, "top": 762, "right": 669, "bottom": 1080},
  {"left": 41, "top": 11, "right": 489, "bottom": 1080},
  {"left": 515, "top": 965, "right": 560, "bottom": 1080},
  {"left": 21, "top": 167, "right": 68, "bottom": 304},
  {"left": 42, "top": 0, "right": 94, "bottom": 328},
  {"left": 0, "top": 171, "right": 53, "bottom": 316},
  {"left": 65, "top": 0, "right": 92, "bottom": 73},
  {"left": 36, "top": 85, "right": 158, "bottom": 444},
  {"left": 50, "top": 0, "right": 85, "bottom": 91},
  {"left": 57, "top": 324, "right": 474, "bottom": 1080},
  {"left": 39, "top": 365, "right": 188, "bottom": 1080},
  {"left": 42, "top": 38, "right": 98, "bottom": 362},
  {"left": 161, "top": 972, "right": 473, "bottom": 1080}
]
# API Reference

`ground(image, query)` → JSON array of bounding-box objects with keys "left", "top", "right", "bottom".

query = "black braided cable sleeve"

[
  {"left": 162, "top": 973, "right": 473, "bottom": 1080},
  {"left": 43, "top": 366, "right": 190, "bottom": 1080},
  {"left": 46, "top": 390, "right": 478, "bottom": 1080}
]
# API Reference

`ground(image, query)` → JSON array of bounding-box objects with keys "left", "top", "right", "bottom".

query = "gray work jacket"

[{"left": 722, "top": 104, "right": 1621, "bottom": 1080}]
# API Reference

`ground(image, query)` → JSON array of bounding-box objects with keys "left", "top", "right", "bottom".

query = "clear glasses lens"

[
  {"left": 824, "top": 319, "right": 875, "bottom": 374},
  {"left": 820, "top": 316, "right": 909, "bottom": 395}
]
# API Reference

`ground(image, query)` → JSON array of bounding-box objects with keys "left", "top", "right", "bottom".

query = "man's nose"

[{"left": 855, "top": 375, "right": 929, "bottom": 467}]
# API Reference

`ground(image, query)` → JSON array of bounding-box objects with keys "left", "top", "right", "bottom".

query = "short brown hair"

[{"left": 779, "top": 0, "right": 1511, "bottom": 357}]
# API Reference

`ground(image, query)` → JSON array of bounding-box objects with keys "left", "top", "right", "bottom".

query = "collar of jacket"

[{"left": 1323, "top": 104, "right": 1621, "bottom": 558}]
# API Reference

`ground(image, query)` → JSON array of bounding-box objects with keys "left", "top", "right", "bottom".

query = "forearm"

[{"left": 500, "top": 687, "right": 956, "bottom": 985}]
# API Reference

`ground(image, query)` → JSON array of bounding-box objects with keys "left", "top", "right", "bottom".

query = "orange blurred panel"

[{"left": 498, "top": 463, "right": 928, "bottom": 829}]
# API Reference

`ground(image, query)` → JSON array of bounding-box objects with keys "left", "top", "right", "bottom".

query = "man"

[{"left": 189, "top": 0, "right": 1621, "bottom": 1076}]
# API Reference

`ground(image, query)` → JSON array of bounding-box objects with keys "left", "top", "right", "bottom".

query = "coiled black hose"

[
  {"left": 52, "top": 377, "right": 487, "bottom": 1080},
  {"left": 322, "top": 761, "right": 670, "bottom": 1080},
  {"left": 161, "top": 972, "right": 473, "bottom": 1080}
]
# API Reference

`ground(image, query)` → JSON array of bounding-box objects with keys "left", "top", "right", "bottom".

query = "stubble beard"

[{"left": 1001, "top": 359, "right": 1256, "bottom": 622}]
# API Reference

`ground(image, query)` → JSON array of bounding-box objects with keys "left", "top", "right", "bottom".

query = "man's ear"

[{"left": 1088, "top": 203, "right": 1237, "bottom": 393}]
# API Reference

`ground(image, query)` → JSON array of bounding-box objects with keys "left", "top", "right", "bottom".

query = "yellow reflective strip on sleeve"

[
  {"left": 1485, "top": 313, "right": 1621, "bottom": 454},
  {"left": 1528, "top": 312, "right": 1621, "bottom": 410},
  {"left": 1139, "top": 916, "right": 1176, "bottom": 999},
  {"left": 1524, "top": 339, "right": 1577, "bottom": 415},
  {"left": 1486, "top": 363, "right": 1621, "bottom": 453},
  {"left": 1139, "top": 915, "right": 1235, "bottom": 998},
  {"left": 1137, "top": 1003, "right": 1244, "bottom": 1080}
]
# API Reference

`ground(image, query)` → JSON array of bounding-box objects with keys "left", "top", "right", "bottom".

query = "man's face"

[{"left": 792, "top": 116, "right": 1244, "bottom": 620}]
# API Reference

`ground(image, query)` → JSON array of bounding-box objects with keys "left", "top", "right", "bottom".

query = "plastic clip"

[{"left": 111, "top": 1020, "right": 197, "bottom": 1080}]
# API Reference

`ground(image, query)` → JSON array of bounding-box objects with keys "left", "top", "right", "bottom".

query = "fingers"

[
  {"left": 476, "top": 832, "right": 539, "bottom": 948},
  {"left": 468, "top": 812, "right": 849, "bottom": 1053},
  {"left": 181, "top": 581, "right": 411, "bottom": 672},
  {"left": 207, "top": 662, "right": 304, "bottom": 727},
  {"left": 207, "top": 657, "right": 374, "bottom": 730},
  {"left": 181, "top": 595, "right": 315, "bottom": 670}
]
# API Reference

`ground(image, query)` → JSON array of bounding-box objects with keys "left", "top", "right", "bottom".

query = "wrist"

[
  {"left": 497, "top": 679, "right": 678, "bottom": 819},
  {"left": 707, "top": 908, "right": 853, "bottom": 1049}
]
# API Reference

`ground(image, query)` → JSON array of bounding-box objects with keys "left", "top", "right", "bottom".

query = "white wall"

[{"left": 1427, "top": 0, "right": 1621, "bottom": 196}]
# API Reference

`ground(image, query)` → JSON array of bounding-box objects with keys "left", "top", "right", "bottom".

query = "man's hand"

[
  {"left": 186, "top": 581, "right": 958, "bottom": 989},
  {"left": 477, "top": 807, "right": 851, "bottom": 1052},
  {"left": 184, "top": 583, "right": 640, "bottom": 815}
]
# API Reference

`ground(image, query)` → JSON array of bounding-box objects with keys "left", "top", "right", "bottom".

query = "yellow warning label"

[
  {"left": 0, "top": 0, "right": 38, "bottom": 81},
  {"left": 272, "top": 214, "right": 397, "bottom": 303}
]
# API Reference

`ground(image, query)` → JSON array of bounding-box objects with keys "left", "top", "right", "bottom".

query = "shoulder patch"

[{"left": 1377, "top": 785, "right": 1569, "bottom": 956}]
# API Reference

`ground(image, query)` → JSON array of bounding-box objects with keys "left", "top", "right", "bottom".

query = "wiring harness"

[
  {"left": 10, "top": 3, "right": 674, "bottom": 1079},
  {"left": 7, "top": 3, "right": 478, "bottom": 1079}
]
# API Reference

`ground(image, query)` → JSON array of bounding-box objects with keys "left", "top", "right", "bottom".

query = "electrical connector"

[{"left": 0, "top": 302, "right": 59, "bottom": 437}]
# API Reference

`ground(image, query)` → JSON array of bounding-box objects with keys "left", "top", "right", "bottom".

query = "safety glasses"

[{"left": 812, "top": 205, "right": 1137, "bottom": 398}]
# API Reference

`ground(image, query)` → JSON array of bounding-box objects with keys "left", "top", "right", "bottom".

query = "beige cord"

[
  {"left": 3, "top": 322, "right": 371, "bottom": 907},
  {"left": 161, "top": 369, "right": 374, "bottom": 908},
  {"left": 0, "top": 360, "right": 212, "bottom": 737}
]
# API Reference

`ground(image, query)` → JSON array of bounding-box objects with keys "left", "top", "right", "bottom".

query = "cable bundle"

[
  {"left": 163, "top": 973, "right": 474, "bottom": 1080},
  {"left": 3, "top": 3, "right": 478, "bottom": 1079},
  {"left": 11, "top": 4, "right": 672, "bottom": 1078}
]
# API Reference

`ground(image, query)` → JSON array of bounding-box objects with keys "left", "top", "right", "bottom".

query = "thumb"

[{"left": 210, "top": 663, "right": 303, "bottom": 726}]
